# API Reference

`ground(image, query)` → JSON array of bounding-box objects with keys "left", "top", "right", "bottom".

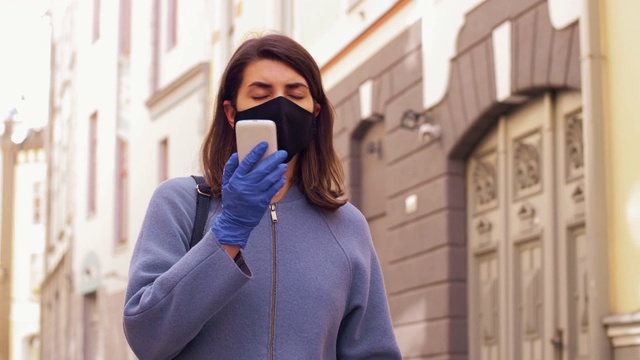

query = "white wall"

[
  {"left": 71, "top": 0, "right": 121, "bottom": 296},
  {"left": 548, "top": 0, "right": 580, "bottom": 29},
  {"left": 160, "top": 0, "right": 210, "bottom": 90},
  {"left": 232, "top": 0, "right": 271, "bottom": 47},
  {"left": 125, "top": 0, "right": 155, "bottom": 284},
  {"left": 53, "top": 0, "right": 212, "bottom": 296},
  {"left": 293, "top": 0, "right": 422, "bottom": 91},
  {"left": 44, "top": 0, "right": 75, "bottom": 276},
  {"left": 421, "top": 0, "right": 485, "bottom": 108},
  {"left": 303, "top": 0, "right": 400, "bottom": 67},
  {"left": 293, "top": 0, "right": 342, "bottom": 46},
  {"left": 118, "top": 0, "right": 211, "bottom": 293},
  {"left": 149, "top": 85, "right": 208, "bottom": 177}
]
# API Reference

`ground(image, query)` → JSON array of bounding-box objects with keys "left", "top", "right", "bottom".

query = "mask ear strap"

[{"left": 313, "top": 99, "right": 321, "bottom": 118}]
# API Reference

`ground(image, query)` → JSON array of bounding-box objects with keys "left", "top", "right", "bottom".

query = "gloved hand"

[{"left": 212, "top": 142, "right": 288, "bottom": 249}]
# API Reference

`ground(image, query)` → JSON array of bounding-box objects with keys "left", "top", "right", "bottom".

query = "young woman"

[{"left": 123, "top": 33, "right": 401, "bottom": 360}]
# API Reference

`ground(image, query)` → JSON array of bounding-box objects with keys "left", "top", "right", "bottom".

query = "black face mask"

[{"left": 234, "top": 96, "right": 316, "bottom": 163}]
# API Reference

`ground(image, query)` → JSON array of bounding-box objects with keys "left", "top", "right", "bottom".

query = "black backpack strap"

[{"left": 190, "top": 175, "right": 212, "bottom": 249}]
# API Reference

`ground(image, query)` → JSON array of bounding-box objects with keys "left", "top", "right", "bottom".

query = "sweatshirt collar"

[{"left": 277, "top": 184, "right": 305, "bottom": 204}]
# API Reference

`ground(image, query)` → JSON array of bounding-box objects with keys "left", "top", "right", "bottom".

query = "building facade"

[
  {"left": 42, "top": 0, "right": 212, "bottom": 358},
  {"left": 320, "top": 0, "right": 585, "bottom": 358},
  {"left": 39, "top": 0, "right": 640, "bottom": 359},
  {"left": 1, "top": 120, "right": 45, "bottom": 360},
  {"left": 316, "top": 0, "right": 639, "bottom": 359},
  {"left": 12, "top": 147, "right": 46, "bottom": 360}
]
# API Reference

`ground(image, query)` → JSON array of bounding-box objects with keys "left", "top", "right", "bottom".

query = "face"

[{"left": 223, "top": 59, "right": 320, "bottom": 126}]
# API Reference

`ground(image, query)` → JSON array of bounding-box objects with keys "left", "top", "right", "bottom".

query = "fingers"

[
  {"left": 222, "top": 153, "right": 239, "bottom": 185},
  {"left": 253, "top": 149, "right": 287, "bottom": 175},
  {"left": 256, "top": 163, "right": 288, "bottom": 191},
  {"left": 228, "top": 142, "right": 287, "bottom": 196},
  {"left": 265, "top": 175, "right": 287, "bottom": 200},
  {"left": 236, "top": 142, "right": 269, "bottom": 176}
]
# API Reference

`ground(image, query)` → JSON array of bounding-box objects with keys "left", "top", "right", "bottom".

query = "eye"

[
  {"left": 288, "top": 91, "right": 306, "bottom": 100},
  {"left": 251, "top": 95, "right": 269, "bottom": 100}
]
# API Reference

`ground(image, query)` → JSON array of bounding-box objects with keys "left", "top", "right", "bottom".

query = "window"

[
  {"left": 88, "top": 112, "right": 98, "bottom": 216},
  {"left": 151, "top": 0, "right": 161, "bottom": 91},
  {"left": 159, "top": 138, "right": 169, "bottom": 183},
  {"left": 92, "top": 0, "right": 101, "bottom": 42},
  {"left": 30, "top": 253, "right": 42, "bottom": 295},
  {"left": 33, "top": 182, "right": 43, "bottom": 224},
  {"left": 167, "top": 0, "right": 177, "bottom": 50},
  {"left": 119, "top": 0, "right": 132, "bottom": 56},
  {"left": 115, "top": 137, "right": 129, "bottom": 246}
]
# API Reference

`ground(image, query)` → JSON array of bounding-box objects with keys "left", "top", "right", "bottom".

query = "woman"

[{"left": 123, "top": 33, "right": 401, "bottom": 359}]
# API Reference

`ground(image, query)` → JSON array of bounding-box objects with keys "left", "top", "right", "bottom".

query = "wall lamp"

[{"left": 399, "top": 109, "right": 442, "bottom": 143}]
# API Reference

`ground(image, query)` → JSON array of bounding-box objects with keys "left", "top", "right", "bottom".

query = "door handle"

[{"left": 550, "top": 328, "right": 564, "bottom": 360}]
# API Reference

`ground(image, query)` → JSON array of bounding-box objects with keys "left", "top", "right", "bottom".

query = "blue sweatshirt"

[{"left": 123, "top": 177, "right": 401, "bottom": 359}]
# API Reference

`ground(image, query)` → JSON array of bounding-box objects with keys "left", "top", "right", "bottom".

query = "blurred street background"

[{"left": 1, "top": 0, "right": 640, "bottom": 359}]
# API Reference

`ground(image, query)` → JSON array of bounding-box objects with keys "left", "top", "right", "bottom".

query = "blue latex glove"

[{"left": 212, "top": 142, "right": 288, "bottom": 249}]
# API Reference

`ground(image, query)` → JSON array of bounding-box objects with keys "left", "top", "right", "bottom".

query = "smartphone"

[{"left": 235, "top": 119, "right": 278, "bottom": 163}]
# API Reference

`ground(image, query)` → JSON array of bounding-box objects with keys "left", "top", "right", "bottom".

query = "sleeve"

[
  {"left": 335, "top": 211, "right": 402, "bottom": 359},
  {"left": 122, "top": 178, "right": 251, "bottom": 360}
]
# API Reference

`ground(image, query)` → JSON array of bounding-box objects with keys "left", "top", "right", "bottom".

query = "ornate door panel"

[
  {"left": 467, "top": 92, "right": 586, "bottom": 360},
  {"left": 555, "top": 92, "right": 589, "bottom": 360}
]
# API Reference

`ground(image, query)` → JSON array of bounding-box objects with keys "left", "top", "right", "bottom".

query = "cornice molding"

[
  {"left": 146, "top": 62, "right": 210, "bottom": 110},
  {"left": 604, "top": 311, "right": 640, "bottom": 348}
]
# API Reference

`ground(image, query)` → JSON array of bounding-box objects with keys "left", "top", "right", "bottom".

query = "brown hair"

[{"left": 201, "top": 33, "right": 347, "bottom": 210}]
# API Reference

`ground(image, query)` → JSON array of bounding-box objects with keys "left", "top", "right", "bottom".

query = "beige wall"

[{"left": 603, "top": 0, "right": 640, "bottom": 313}]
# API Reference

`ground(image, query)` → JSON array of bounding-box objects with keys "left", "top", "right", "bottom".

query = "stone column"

[{"left": 605, "top": 312, "right": 640, "bottom": 360}]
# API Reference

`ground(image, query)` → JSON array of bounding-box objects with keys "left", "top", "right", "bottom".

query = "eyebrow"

[{"left": 247, "top": 81, "right": 308, "bottom": 90}]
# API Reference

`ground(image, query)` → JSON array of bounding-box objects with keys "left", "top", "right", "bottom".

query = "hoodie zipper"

[{"left": 268, "top": 203, "right": 278, "bottom": 360}]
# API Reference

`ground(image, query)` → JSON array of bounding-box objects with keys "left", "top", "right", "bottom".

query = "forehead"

[{"left": 241, "top": 59, "right": 307, "bottom": 86}]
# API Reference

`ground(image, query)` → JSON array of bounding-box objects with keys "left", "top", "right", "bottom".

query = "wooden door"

[{"left": 467, "top": 92, "right": 587, "bottom": 360}]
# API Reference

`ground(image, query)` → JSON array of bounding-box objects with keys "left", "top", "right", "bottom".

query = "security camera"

[{"left": 418, "top": 123, "right": 442, "bottom": 142}]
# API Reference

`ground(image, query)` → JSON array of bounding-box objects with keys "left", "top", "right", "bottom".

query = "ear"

[
  {"left": 223, "top": 100, "right": 236, "bottom": 128},
  {"left": 314, "top": 103, "right": 321, "bottom": 117}
]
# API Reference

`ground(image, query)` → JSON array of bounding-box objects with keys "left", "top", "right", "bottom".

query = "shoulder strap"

[{"left": 190, "top": 175, "right": 212, "bottom": 249}]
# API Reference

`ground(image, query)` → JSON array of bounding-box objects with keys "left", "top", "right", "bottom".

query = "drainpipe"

[{"left": 578, "top": 0, "right": 611, "bottom": 359}]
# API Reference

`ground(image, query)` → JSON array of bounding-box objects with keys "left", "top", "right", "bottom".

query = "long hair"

[{"left": 201, "top": 34, "right": 347, "bottom": 210}]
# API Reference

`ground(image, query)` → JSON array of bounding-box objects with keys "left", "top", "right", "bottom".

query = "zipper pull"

[{"left": 270, "top": 203, "right": 278, "bottom": 223}]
